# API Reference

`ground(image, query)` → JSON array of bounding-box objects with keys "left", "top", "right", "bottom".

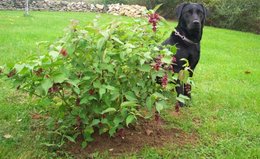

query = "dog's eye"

[
  {"left": 188, "top": 10, "right": 193, "bottom": 14},
  {"left": 198, "top": 10, "right": 204, "bottom": 15}
]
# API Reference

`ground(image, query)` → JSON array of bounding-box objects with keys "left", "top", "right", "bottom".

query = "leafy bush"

[
  {"left": 202, "top": 0, "right": 260, "bottom": 33},
  {"left": 0, "top": 15, "right": 190, "bottom": 147}
]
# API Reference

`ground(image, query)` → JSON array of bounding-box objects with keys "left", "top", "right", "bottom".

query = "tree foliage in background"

[{"left": 101, "top": 0, "right": 259, "bottom": 33}]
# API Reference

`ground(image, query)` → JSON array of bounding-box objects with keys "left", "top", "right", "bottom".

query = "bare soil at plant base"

[{"left": 67, "top": 117, "right": 198, "bottom": 157}]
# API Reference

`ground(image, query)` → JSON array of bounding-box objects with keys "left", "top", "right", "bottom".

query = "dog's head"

[{"left": 176, "top": 3, "right": 207, "bottom": 42}]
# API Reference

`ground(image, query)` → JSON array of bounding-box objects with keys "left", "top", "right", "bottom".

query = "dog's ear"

[
  {"left": 175, "top": 3, "right": 189, "bottom": 20},
  {"left": 199, "top": 3, "right": 208, "bottom": 21}
]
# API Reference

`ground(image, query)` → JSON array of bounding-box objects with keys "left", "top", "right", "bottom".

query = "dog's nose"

[{"left": 193, "top": 20, "right": 200, "bottom": 25}]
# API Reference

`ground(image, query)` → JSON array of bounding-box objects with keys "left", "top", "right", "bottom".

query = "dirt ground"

[{"left": 67, "top": 117, "right": 198, "bottom": 158}]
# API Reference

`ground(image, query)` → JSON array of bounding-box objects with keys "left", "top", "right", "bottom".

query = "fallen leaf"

[
  {"left": 109, "top": 148, "right": 114, "bottom": 152},
  {"left": 244, "top": 70, "right": 251, "bottom": 74},
  {"left": 31, "top": 113, "right": 42, "bottom": 119},
  {"left": 4, "top": 134, "right": 12, "bottom": 139},
  {"left": 145, "top": 129, "right": 153, "bottom": 136},
  {"left": 172, "top": 111, "right": 180, "bottom": 117}
]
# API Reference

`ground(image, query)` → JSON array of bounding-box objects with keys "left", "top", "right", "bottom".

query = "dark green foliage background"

[{"left": 104, "top": 0, "right": 260, "bottom": 33}]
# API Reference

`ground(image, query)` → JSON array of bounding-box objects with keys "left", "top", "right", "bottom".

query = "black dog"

[{"left": 162, "top": 3, "right": 207, "bottom": 107}]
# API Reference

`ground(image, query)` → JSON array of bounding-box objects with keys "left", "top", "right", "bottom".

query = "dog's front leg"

[
  {"left": 184, "top": 83, "right": 191, "bottom": 98},
  {"left": 176, "top": 79, "right": 185, "bottom": 107}
]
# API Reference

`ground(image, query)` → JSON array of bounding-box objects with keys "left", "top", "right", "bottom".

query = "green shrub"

[
  {"left": 0, "top": 16, "right": 190, "bottom": 148},
  {"left": 202, "top": 0, "right": 260, "bottom": 33}
]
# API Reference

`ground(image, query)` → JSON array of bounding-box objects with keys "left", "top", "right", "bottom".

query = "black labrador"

[{"left": 162, "top": 3, "right": 207, "bottom": 107}]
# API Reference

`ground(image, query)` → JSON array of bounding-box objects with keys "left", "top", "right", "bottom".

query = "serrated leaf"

[
  {"left": 101, "top": 108, "right": 116, "bottom": 114},
  {"left": 126, "top": 114, "right": 135, "bottom": 127},
  {"left": 170, "top": 45, "right": 177, "bottom": 53}
]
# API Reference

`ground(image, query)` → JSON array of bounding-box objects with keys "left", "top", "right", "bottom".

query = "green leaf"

[
  {"left": 112, "top": 36, "right": 124, "bottom": 45},
  {"left": 91, "top": 119, "right": 100, "bottom": 126},
  {"left": 180, "top": 58, "right": 189, "bottom": 67},
  {"left": 154, "top": 3, "right": 163, "bottom": 12},
  {"left": 152, "top": 92, "right": 167, "bottom": 100},
  {"left": 49, "top": 51, "right": 59, "bottom": 60},
  {"left": 81, "top": 141, "right": 87, "bottom": 149},
  {"left": 109, "top": 127, "right": 117, "bottom": 137},
  {"left": 14, "top": 64, "right": 25, "bottom": 73},
  {"left": 93, "top": 80, "right": 101, "bottom": 88},
  {"left": 84, "top": 127, "right": 94, "bottom": 142},
  {"left": 80, "top": 96, "right": 89, "bottom": 105},
  {"left": 97, "top": 37, "right": 107, "bottom": 52},
  {"left": 121, "top": 101, "right": 138, "bottom": 107},
  {"left": 138, "top": 64, "right": 151, "bottom": 72},
  {"left": 161, "top": 56, "right": 172, "bottom": 64},
  {"left": 64, "top": 135, "right": 76, "bottom": 143},
  {"left": 125, "top": 91, "right": 137, "bottom": 101},
  {"left": 146, "top": 96, "right": 153, "bottom": 110},
  {"left": 41, "top": 78, "right": 53, "bottom": 95},
  {"left": 176, "top": 94, "right": 190, "bottom": 104},
  {"left": 99, "top": 87, "right": 106, "bottom": 99},
  {"left": 126, "top": 114, "right": 135, "bottom": 127},
  {"left": 178, "top": 69, "right": 189, "bottom": 82},
  {"left": 101, "top": 108, "right": 116, "bottom": 114},
  {"left": 105, "top": 85, "right": 115, "bottom": 90},
  {"left": 170, "top": 45, "right": 177, "bottom": 53},
  {"left": 155, "top": 101, "right": 164, "bottom": 113},
  {"left": 73, "top": 87, "right": 80, "bottom": 95},
  {"left": 113, "top": 116, "right": 122, "bottom": 127},
  {"left": 52, "top": 73, "right": 67, "bottom": 83}
]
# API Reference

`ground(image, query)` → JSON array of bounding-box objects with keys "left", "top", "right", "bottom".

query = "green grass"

[{"left": 0, "top": 11, "right": 260, "bottom": 158}]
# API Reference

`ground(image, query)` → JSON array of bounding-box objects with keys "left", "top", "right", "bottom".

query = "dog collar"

[{"left": 174, "top": 29, "right": 198, "bottom": 45}]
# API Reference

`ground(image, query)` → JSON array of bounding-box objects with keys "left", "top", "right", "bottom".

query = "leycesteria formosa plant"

[{"left": 0, "top": 7, "right": 191, "bottom": 148}]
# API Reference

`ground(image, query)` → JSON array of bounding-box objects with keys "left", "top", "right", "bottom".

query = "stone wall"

[{"left": 0, "top": 0, "right": 147, "bottom": 18}]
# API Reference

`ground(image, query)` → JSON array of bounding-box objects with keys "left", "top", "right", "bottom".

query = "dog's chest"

[{"left": 175, "top": 44, "right": 200, "bottom": 68}]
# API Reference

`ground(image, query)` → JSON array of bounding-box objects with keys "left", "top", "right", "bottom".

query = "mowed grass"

[{"left": 0, "top": 11, "right": 260, "bottom": 158}]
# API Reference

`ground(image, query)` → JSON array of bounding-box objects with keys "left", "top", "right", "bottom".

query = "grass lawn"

[{"left": 0, "top": 10, "right": 260, "bottom": 158}]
